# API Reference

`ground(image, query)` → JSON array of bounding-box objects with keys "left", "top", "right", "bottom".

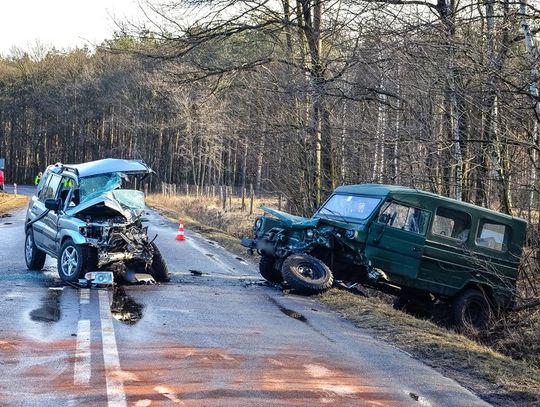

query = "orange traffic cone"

[{"left": 176, "top": 219, "right": 186, "bottom": 241}]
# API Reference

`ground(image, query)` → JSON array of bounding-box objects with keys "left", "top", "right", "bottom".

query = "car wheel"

[
  {"left": 281, "top": 254, "right": 334, "bottom": 295},
  {"left": 259, "top": 256, "right": 283, "bottom": 283},
  {"left": 150, "top": 243, "right": 170, "bottom": 282},
  {"left": 452, "top": 289, "right": 492, "bottom": 332},
  {"left": 25, "top": 229, "right": 46, "bottom": 271},
  {"left": 57, "top": 239, "right": 93, "bottom": 284}
]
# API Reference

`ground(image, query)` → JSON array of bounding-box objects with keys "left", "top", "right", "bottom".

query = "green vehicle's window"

[
  {"left": 318, "top": 195, "right": 380, "bottom": 221},
  {"left": 476, "top": 221, "right": 508, "bottom": 252},
  {"left": 432, "top": 207, "right": 471, "bottom": 241},
  {"left": 378, "top": 202, "right": 430, "bottom": 235}
]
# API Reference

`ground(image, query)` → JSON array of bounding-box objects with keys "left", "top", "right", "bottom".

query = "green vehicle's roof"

[{"left": 334, "top": 184, "right": 527, "bottom": 225}]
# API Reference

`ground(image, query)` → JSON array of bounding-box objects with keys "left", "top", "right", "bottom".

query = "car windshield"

[
  {"left": 79, "top": 173, "right": 123, "bottom": 203},
  {"left": 78, "top": 172, "right": 145, "bottom": 210},
  {"left": 317, "top": 194, "right": 381, "bottom": 222}
]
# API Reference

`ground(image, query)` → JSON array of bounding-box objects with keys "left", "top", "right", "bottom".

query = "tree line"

[{"left": 0, "top": 0, "right": 539, "bottom": 219}]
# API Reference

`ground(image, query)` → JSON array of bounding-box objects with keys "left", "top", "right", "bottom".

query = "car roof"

[
  {"left": 334, "top": 184, "right": 526, "bottom": 225},
  {"left": 61, "top": 159, "right": 153, "bottom": 178}
]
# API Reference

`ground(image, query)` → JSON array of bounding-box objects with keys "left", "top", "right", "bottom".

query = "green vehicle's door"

[{"left": 365, "top": 201, "right": 430, "bottom": 279}]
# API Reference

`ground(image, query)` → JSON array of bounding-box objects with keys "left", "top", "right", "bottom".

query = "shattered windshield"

[
  {"left": 78, "top": 173, "right": 145, "bottom": 210},
  {"left": 79, "top": 173, "right": 122, "bottom": 203},
  {"left": 112, "top": 190, "right": 145, "bottom": 211},
  {"left": 317, "top": 194, "right": 381, "bottom": 222}
]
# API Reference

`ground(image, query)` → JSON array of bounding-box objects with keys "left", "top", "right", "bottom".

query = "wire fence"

[{"left": 156, "top": 182, "right": 285, "bottom": 215}]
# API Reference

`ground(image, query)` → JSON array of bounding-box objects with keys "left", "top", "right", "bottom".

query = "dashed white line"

[
  {"left": 74, "top": 319, "right": 91, "bottom": 385},
  {"left": 80, "top": 288, "right": 90, "bottom": 304},
  {"left": 99, "top": 290, "right": 127, "bottom": 407},
  {"left": 185, "top": 236, "right": 240, "bottom": 275}
]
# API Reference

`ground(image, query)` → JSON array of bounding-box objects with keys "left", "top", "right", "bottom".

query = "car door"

[
  {"left": 37, "top": 174, "right": 63, "bottom": 254},
  {"left": 365, "top": 201, "right": 430, "bottom": 280},
  {"left": 29, "top": 172, "right": 52, "bottom": 250}
]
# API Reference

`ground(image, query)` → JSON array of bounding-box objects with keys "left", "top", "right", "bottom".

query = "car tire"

[
  {"left": 25, "top": 229, "right": 46, "bottom": 271},
  {"left": 281, "top": 254, "right": 334, "bottom": 295},
  {"left": 150, "top": 243, "right": 170, "bottom": 282},
  {"left": 57, "top": 239, "right": 94, "bottom": 284},
  {"left": 259, "top": 256, "right": 283, "bottom": 283},
  {"left": 452, "top": 289, "right": 492, "bottom": 332}
]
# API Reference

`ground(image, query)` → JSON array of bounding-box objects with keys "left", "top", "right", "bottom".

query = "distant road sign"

[{"left": 0, "top": 158, "right": 4, "bottom": 170}]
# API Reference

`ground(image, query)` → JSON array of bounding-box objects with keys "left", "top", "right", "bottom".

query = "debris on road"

[{"left": 189, "top": 269, "right": 205, "bottom": 276}]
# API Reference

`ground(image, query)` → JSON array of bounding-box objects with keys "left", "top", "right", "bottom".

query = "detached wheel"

[
  {"left": 281, "top": 254, "right": 334, "bottom": 295},
  {"left": 57, "top": 239, "right": 94, "bottom": 284},
  {"left": 259, "top": 256, "right": 283, "bottom": 283},
  {"left": 25, "top": 229, "right": 46, "bottom": 271},
  {"left": 452, "top": 289, "right": 492, "bottom": 331},
  {"left": 150, "top": 243, "right": 170, "bottom": 282}
]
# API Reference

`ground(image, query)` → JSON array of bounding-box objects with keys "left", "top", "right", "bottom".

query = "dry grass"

[
  {"left": 146, "top": 193, "right": 276, "bottom": 257},
  {"left": 0, "top": 192, "right": 28, "bottom": 215},
  {"left": 320, "top": 289, "right": 540, "bottom": 405}
]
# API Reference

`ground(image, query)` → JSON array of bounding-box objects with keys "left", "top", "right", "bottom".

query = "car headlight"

[
  {"left": 306, "top": 229, "right": 314, "bottom": 238},
  {"left": 255, "top": 218, "right": 263, "bottom": 230}
]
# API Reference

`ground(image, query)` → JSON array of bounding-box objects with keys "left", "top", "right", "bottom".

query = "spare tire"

[
  {"left": 281, "top": 254, "right": 333, "bottom": 295},
  {"left": 259, "top": 256, "right": 283, "bottom": 283}
]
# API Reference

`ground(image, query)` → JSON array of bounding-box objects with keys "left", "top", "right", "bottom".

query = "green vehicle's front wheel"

[
  {"left": 259, "top": 256, "right": 283, "bottom": 283},
  {"left": 281, "top": 254, "right": 334, "bottom": 295}
]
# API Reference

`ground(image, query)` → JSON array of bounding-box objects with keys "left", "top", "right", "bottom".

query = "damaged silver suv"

[{"left": 24, "top": 159, "right": 169, "bottom": 284}]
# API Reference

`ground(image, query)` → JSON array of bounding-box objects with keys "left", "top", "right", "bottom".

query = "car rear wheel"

[
  {"left": 150, "top": 243, "right": 170, "bottom": 282},
  {"left": 25, "top": 229, "right": 46, "bottom": 271},
  {"left": 281, "top": 254, "right": 333, "bottom": 295},
  {"left": 452, "top": 289, "right": 492, "bottom": 332},
  {"left": 259, "top": 256, "right": 283, "bottom": 283},
  {"left": 58, "top": 239, "right": 94, "bottom": 284}
]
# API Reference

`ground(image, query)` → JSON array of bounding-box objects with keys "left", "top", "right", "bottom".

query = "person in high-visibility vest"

[{"left": 34, "top": 172, "right": 42, "bottom": 186}]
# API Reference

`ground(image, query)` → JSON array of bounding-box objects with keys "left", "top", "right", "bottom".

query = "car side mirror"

[{"left": 45, "top": 198, "right": 62, "bottom": 212}]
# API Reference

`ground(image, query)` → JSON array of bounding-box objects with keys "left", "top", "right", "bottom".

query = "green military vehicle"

[{"left": 241, "top": 184, "right": 527, "bottom": 330}]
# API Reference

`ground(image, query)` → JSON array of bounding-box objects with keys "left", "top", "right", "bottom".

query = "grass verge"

[
  {"left": 0, "top": 192, "right": 28, "bottom": 215},
  {"left": 320, "top": 289, "right": 540, "bottom": 405}
]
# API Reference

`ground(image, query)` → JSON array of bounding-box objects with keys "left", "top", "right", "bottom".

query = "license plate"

[{"left": 84, "top": 271, "right": 114, "bottom": 285}]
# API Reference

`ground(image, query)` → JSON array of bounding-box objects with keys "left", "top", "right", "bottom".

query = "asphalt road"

[{"left": 0, "top": 187, "right": 490, "bottom": 406}]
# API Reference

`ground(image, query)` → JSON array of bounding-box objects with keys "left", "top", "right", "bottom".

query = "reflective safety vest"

[{"left": 34, "top": 175, "right": 40, "bottom": 185}]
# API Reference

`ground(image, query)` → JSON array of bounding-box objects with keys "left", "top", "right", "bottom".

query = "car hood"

[
  {"left": 262, "top": 206, "right": 318, "bottom": 228},
  {"left": 67, "top": 191, "right": 143, "bottom": 222},
  {"left": 262, "top": 206, "right": 361, "bottom": 230}
]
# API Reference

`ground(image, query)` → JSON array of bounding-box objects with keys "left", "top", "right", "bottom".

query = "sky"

[{"left": 0, "top": 0, "right": 145, "bottom": 55}]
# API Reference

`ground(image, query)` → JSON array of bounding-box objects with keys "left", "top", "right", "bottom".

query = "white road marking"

[
  {"left": 185, "top": 237, "right": 240, "bottom": 275},
  {"left": 74, "top": 319, "right": 91, "bottom": 385},
  {"left": 99, "top": 290, "right": 127, "bottom": 407},
  {"left": 80, "top": 289, "right": 90, "bottom": 304}
]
